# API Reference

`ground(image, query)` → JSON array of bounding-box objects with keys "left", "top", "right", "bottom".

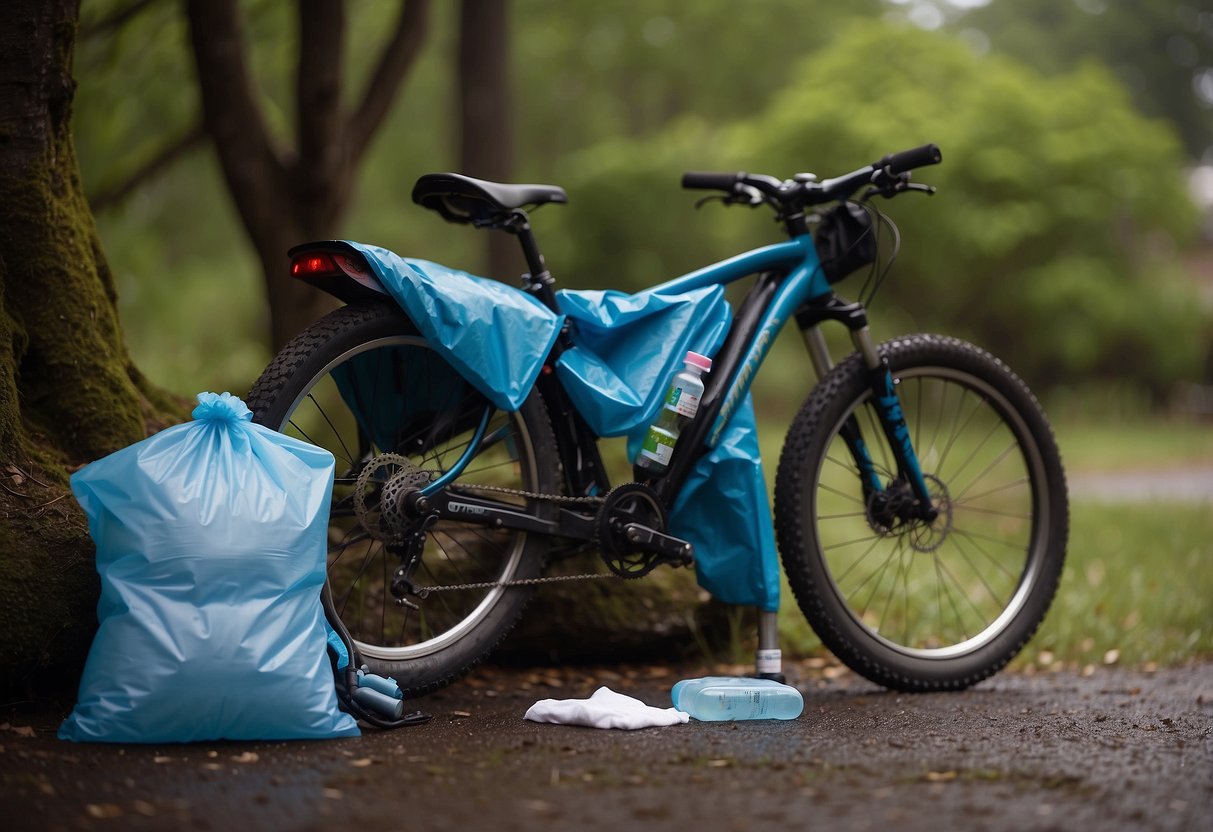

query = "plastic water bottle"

[
  {"left": 636, "top": 351, "right": 712, "bottom": 475},
  {"left": 671, "top": 676, "right": 804, "bottom": 721}
]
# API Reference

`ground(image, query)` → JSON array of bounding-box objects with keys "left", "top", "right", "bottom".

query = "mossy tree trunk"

[{"left": 0, "top": 0, "right": 179, "bottom": 690}]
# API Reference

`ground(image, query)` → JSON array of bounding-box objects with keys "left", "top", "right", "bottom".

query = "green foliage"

[
  {"left": 952, "top": 0, "right": 1213, "bottom": 161},
  {"left": 547, "top": 22, "right": 1207, "bottom": 394},
  {"left": 512, "top": 0, "right": 882, "bottom": 174}
]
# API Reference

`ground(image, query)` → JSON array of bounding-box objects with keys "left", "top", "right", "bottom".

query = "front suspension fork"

[{"left": 803, "top": 323, "right": 936, "bottom": 520}]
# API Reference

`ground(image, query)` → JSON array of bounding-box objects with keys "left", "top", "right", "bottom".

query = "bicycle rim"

[{"left": 267, "top": 334, "right": 543, "bottom": 663}]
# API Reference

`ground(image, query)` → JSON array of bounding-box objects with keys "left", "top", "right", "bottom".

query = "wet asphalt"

[{"left": 2, "top": 660, "right": 1210, "bottom": 832}]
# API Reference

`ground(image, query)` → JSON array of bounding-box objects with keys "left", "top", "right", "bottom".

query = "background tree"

[
  {"left": 0, "top": 0, "right": 178, "bottom": 686},
  {"left": 184, "top": 0, "right": 432, "bottom": 350},
  {"left": 458, "top": 0, "right": 520, "bottom": 279}
]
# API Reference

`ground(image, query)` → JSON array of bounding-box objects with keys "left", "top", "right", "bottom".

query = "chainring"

[{"left": 594, "top": 482, "right": 669, "bottom": 578}]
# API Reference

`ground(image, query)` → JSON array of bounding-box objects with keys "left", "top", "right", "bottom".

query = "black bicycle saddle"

[{"left": 412, "top": 173, "right": 568, "bottom": 224}]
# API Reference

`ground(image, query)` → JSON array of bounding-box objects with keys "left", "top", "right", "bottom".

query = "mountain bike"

[{"left": 247, "top": 144, "right": 1068, "bottom": 699}]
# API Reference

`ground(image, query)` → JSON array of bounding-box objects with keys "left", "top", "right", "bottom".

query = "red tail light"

[{"left": 291, "top": 253, "right": 340, "bottom": 277}]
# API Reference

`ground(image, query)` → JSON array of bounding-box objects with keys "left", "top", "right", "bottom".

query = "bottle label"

[
  {"left": 674, "top": 391, "right": 700, "bottom": 419},
  {"left": 639, "top": 428, "right": 675, "bottom": 466}
]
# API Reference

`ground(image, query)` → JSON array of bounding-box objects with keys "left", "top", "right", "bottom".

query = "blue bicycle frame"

[{"left": 594, "top": 233, "right": 934, "bottom": 517}]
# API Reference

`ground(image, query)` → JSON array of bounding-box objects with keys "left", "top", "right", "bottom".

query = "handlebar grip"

[
  {"left": 682, "top": 171, "right": 741, "bottom": 191},
  {"left": 880, "top": 144, "right": 942, "bottom": 174}
]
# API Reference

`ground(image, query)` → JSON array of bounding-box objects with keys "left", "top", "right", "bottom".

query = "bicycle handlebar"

[
  {"left": 879, "top": 143, "right": 942, "bottom": 175},
  {"left": 682, "top": 171, "right": 742, "bottom": 191},
  {"left": 681, "top": 143, "right": 943, "bottom": 209}
]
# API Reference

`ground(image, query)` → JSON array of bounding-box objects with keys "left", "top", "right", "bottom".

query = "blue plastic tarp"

[
  {"left": 347, "top": 242, "right": 564, "bottom": 413},
  {"left": 554, "top": 283, "right": 731, "bottom": 438},
  {"left": 339, "top": 241, "right": 778, "bottom": 611},
  {"left": 661, "top": 395, "right": 781, "bottom": 612},
  {"left": 60, "top": 393, "right": 360, "bottom": 743},
  {"left": 556, "top": 282, "right": 777, "bottom": 612}
]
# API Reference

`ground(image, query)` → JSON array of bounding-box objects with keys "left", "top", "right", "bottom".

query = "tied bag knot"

[{"left": 191, "top": 391, "right": 253, "bottom": 422}]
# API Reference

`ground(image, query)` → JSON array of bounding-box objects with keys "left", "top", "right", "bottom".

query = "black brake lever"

[
  {"left": 694, "top": 184, "right": 767, "bottom": 210},
  {"left": 861, "top": 180, "right": 936, "bottom": 202}
]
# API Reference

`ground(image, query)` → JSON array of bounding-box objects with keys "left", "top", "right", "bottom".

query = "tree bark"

[
  {"left": 458, "top": 0, "right": 523, "bottom": 281},
  {"left": 0, "top": 0, "right": 180, "bottom": 689}
]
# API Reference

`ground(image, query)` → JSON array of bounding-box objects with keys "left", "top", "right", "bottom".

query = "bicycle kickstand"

[{"left": 756, "top": 609, "right": 784, "bottom": 683}]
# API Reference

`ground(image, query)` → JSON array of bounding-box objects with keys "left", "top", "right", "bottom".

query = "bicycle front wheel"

[
  {"left": 247, "top": 303, "right": 560, "bottom": 696},
  {"left": 774, "top": 334, "right": 1067, "bottom": 691}
]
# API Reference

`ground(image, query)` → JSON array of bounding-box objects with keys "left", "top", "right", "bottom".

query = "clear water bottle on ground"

[
  {"left": 671, "top": 676, "right": 804, "bottom": 721},
  {"left": 635, "top": 351, "right": 712, "bottom": 475}
]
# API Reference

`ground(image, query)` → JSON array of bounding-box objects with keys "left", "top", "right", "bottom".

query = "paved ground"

[{"left": 2, "top": 660, "right": 1210, "bottom": 832}]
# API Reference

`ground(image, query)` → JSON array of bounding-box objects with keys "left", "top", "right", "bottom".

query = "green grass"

[
  {"left": 1053, "top": 417, "right": 1213, "bottom": 472},
  {"left": 774, "top": 501, "right": 1212, "bottom": 670},
  {"left": 1024, "top": 501, "right": 1212, "bottom": 671}
]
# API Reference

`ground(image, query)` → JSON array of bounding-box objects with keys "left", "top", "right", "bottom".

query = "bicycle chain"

[{"left": 452, "top": 481, "right": 605, "bottom": 507}]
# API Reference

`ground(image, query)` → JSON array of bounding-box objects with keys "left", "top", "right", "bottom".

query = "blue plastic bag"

[{"left": 59, "top": 393, "right": 360, "bottom": 743}]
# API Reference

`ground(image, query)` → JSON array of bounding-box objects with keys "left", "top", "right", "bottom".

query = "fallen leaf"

[
  {"left": 0, "top": 723, "right": 35, "bottom": 738},
  {"left": 349, "top": 758, "right": 375, "bottom": 768},
  {"left": 1103, "top": 649, "right": 1120, "bottom": 665},
  {"left": 231, "top": 752, "right": 259, "bottom": 763}
]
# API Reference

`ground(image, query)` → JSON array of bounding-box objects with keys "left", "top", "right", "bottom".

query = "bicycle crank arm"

[{"left": 622, "top": 523, "right": 695, "bottom": 566}]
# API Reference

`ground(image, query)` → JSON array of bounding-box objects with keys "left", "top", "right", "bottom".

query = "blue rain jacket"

[{"left": 59, "top": 393, "right": 360, "bottom": 743}]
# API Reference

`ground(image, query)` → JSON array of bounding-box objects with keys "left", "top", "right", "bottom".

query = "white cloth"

[{"left": 524, "top": 686, "right": 689, "bottom": 729}]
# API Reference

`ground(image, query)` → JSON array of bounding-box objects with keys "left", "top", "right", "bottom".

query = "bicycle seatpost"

[{"left": 501, "top": 210, "right": 559, "bottom": 313}]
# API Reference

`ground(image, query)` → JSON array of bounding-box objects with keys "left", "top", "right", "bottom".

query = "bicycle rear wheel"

[
  {"left": 247, "top": 303, "right": 559, "bottom": 696},
  {"left": 774, "top": 334, "right": 1067, "bottom": 691}
]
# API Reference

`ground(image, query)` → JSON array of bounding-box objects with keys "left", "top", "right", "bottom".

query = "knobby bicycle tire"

[
  {"left": 774, "top": 334, "right": 1068, "bottom": 691},
  {"left": 247, "top": 303, "right": 560, "bottom": 697}
]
